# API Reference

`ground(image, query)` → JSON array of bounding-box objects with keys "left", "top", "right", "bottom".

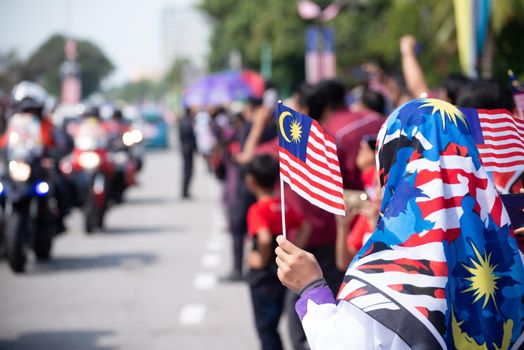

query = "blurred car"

[{"left": 141, "top": 111, "right": 169, "bottom": 149}]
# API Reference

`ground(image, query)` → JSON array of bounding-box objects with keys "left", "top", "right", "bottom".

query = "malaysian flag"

[
  {"left": 276, "top": 102, "right": 345, "bottom": 216},
  {"left": 462, "top": 108, "right": 524, "bottom": 193}
]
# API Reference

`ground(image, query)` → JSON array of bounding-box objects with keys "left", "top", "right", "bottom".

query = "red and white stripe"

[
  {"left": 279, "top": 120, "right": 345, "bottom": 216},
  {"left": 477, "top": 109, "right": 524, "bottom": 172}
]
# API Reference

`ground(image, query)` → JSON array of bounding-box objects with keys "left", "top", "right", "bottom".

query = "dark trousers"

[
  {"left": 229, "top": 183, "right": 256, "bottom": 273},
  {"left": 250, "top": 276, "right": 286, "bottom": 350},
  {"left": 286, "top": 244, "right": 344, "bottom": 350},
  {"left": 181, "top": 150, "right": 193, "bottom": 197}
]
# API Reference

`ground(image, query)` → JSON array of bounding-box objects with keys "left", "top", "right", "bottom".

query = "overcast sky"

[{"left": 0, "top": 0, "right": 210, "bottom": 84}]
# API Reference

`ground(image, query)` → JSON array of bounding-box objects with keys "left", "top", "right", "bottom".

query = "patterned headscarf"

[{"left": 337, "top": 99, "right": 524, "bottom": 349}]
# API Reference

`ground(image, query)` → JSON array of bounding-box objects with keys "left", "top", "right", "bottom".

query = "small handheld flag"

[{"left": 276, "top": 102, "right": 345, "bottom": 225}]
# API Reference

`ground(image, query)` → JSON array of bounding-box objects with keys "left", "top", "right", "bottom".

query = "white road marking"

[
  {"left": 178, "top": 304, "right": 206, "bottom": 325},
  {"left": 212, "top": 214, "right": 226, "bottom": 230},
  {"left": 193, "top": 273, "right": 217, "bottom": 290},
  {"left": 201, "top": 253, "right": 221, "bottom": 268}
]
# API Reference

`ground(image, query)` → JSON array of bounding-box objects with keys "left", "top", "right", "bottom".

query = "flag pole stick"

[
  {"left": 277, "top": 100, "right": 287, "bottom": 239},
  {"left": 280, "top": 175, "right": 287, "bottom": 239}
]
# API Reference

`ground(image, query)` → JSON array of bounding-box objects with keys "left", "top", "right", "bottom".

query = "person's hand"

[
  {"left": 356, "top": 140, "right": 375, "bottom": 171},
  {"left": 360, "top": 199, "right": 381, "bottom": 231},
  {"left": 275, "top": 235, "right": 323, "bottom": 293},
  {"left": 336, "top": 208, "right": 359, "bottom": 232},
  {"left": 400, "top": 35, "right": 417, "bottom": 56},
  {"left": 234, "top": 151, "right": 251, "bottom": 165},
  {"left": 247, "top": 251, "right": 265, "bottom": 269}
]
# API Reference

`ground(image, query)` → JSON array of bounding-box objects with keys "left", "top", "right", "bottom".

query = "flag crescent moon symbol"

[{"left": 279, "top": 111, "right": 292, "bottom": 143}]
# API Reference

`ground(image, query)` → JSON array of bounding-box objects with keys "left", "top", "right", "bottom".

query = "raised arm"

[{"left": 400, "top": 35, "right": 429, "bottom": 98}]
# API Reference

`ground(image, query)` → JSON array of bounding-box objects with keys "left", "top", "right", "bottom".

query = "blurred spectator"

[
  {"left": 443, "top": 73, "right": 470, "bottom": 104},
  {"left": 194, "top": 108, "right": 216, "bottom": 163},
  {"left": 336, "top": 136, "right": 382, "bottom": 270},
  {"left": 350, "top": 88, "right": 386, "bottom": 116},
  {"left": 383, "top": 72, "right": 412, "bottom": 109},
  {"left": 178, "top": 107, "right": 196, "bottom": 199},
  {"left": 223, "top": 110, "right": 246, "bottom": 230},
  {"left": 245, "top": 154, "right": 308, "bottom": 350},
  {"left": 222, "top": 96, "right": 277, "bottom": 282},
  {"left": 315, "top": 80, "right": 384, "bottom": 191},
  {"left": 457, "top": 78, "right": 515, "bottom": 111}
]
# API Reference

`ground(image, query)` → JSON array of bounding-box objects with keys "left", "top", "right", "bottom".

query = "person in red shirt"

[
  {"left": 336, "top": 136, "right": 383, "bottom": 270},
  {"left": 245, "top": 154, "right": 309, "bottom": 350}
]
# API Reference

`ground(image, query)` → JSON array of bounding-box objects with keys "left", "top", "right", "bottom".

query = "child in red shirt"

[{"left": 245, "top": 154, "right": 307, "bottom": 350}]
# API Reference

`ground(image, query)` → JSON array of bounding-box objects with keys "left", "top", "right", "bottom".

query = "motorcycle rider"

[
  {"left": 103, "top": 107, "right": 136, "bottom": 203},
  {"left": 3, "top": 81, "right": 73, "bottom": 233}
]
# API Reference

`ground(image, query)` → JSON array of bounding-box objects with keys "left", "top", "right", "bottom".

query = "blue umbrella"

[{"left": 183, "top": 70, "right": 264, "bottom": 107}]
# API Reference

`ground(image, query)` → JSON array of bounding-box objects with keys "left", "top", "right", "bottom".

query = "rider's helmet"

[
  {"left": 11, "top": 81, "right": 48, "bottom": 118},
  {"left": 82, "top": 103, "right": 101, "bottom": 120}
]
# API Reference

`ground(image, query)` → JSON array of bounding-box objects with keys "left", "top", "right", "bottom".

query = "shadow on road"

[
  {"left": 124, "top": 196, "right": 172, "bottom": 206},
  {"left": 101, "top": 225, "right": 183, "bottom": 235},
  {"left": 0, "top": 330, "right": 117, "bottom": 350},
  {"left": 31, "top": 252, "right": 157, "bottom": 274}
]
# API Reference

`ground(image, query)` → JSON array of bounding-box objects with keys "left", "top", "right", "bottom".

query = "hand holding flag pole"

[{"left": 276, "top": 101, "right": 346, "bottom": 238}]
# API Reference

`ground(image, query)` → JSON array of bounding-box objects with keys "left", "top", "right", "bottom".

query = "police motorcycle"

[
  {"left": 2, "top": 82, "right": 68, "bottom": 272},
  {"left": 121, "top": 106, "right": 145, "bottom": 172},
  {"left": 2, "top": 112, "right": 63, "bottom": 272},
  {"left": 104, "top": 108, "right": 139, "bottom": 203},
  {"left": 61, "top": 110, "right": 114, "bottom": 233}
]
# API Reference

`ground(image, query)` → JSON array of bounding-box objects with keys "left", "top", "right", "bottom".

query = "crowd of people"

[{"left": 179, "top": 35, "right": 524, "bottom": 350}]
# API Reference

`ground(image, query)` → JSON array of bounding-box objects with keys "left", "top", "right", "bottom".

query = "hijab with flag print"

[{"left": 336, "top": 98, "right": 524, "bottom": 349}]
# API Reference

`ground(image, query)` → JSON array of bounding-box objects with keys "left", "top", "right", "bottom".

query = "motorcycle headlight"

[
  {"left": 131, "top": 130, "right": 143, "bottom": 143},
  {"left": 9, "top": 161, "right": 31, "bottom": 182},
  {"left": 75, "top": 136, "right": 96, "bottom": 150},
  {"left": 123, "top": 131, "right": 135, "bottom": 147},
  {"left": 123, "top": 130, "right": 143, "bottom": 146},
  {"left": 78, "top": 152, "right": 101, "bottom": 169}
]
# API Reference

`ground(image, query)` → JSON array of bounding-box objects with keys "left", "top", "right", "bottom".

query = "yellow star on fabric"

[
  {"left": 289, "top": 120, "right": 302, "bottom": 143},
  {"left": 419, "top": 98, "right": 468, "bottom": 130},
  {"left": 461, "top": 242, "right": 500, "bottom": 309}
]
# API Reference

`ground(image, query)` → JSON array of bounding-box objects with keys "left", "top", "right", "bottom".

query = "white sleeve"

[{"left": 296, "top": 287, "right": 410, "bottom": 350}]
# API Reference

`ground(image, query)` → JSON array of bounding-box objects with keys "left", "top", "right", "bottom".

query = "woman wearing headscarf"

[{"left": 275, "top": 99, "right": 524, "bottom": 349}]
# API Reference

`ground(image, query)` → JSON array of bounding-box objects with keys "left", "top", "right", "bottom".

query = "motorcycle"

[
  {"left": 2, "top": 113, "right": 62, "bottom": 272},
  {"left": 61, "top": 118, "right": 114, "bottom": 233},
  {"left": 122, "top": 126, "right": 144, "bottom": 172},
  {"left": 109, "top": 125, "right": 140, "bottom": 203}
]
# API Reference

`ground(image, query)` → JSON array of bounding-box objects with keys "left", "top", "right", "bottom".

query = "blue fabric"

[
  {"left": 276, "top": 103, "right": 313, "bottom": 162},
  {"left": 342, "top": 98, "right": 524, "bottom": 349}
]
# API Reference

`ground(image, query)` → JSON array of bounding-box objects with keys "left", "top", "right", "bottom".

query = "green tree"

[
  {"left": 23, "top": 33, "right": 114, "bottom": 98},
  {"left": 199, "top": 0, "right": 524, "bottom": 90},
  {"left": 160, "top": 57, "right": 191, "bottom": 94},
  {"left": 0, "top": 50, "right": 25, "bottom": 94},
  {"left": 199, "top": 0, "right": 307, "bottom": 93}
]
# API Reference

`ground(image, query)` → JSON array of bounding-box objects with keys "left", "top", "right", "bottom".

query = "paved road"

[{"left": 0, "top": 145, "right": 273, "bottom": 349}]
